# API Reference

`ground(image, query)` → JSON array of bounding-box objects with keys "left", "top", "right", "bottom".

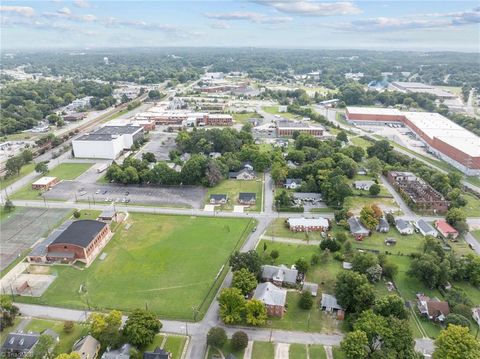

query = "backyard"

[
  {"left": 17, "top": 213, "right": 256, "bottom": 320},
  {"left": 206, "top": 178, "right": 263, "bottom": 211},
  {"left": 145, "top": 334, "right": 187, "bottom": 359},
  {"left": 343, "top": 195, "right": 401, "bottom": 215}
]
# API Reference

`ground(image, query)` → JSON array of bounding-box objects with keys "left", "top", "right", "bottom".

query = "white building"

[{"left": 66, "top": 96, "right": 93, "bottom": 112}]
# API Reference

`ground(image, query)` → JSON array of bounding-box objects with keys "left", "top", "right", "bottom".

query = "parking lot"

[
  {"left": 135, "top": 130, "right": 177, "bottom": 161},
  {"left": 44, "top": 180, "right": 206, "bottom": 208}
]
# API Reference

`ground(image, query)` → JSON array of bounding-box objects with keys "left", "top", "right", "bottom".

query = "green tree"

[
  {"left": 368, "top": 183, "right": 381, "bottom": 196},
  {"left": 336, "top": 130, "right": 348, "bottom": 143},
  {"left": 206, "top": 327, "right": 227, "bottom": 348},
  {"left": 270, "top": 250, "right": 279, "bottom": 262},
  {"left": 299, "top": 291, "right": 313, "bottom": 310},
  {"left": 295, "top": 258, "right": 309, "bottom": 273},
  {"left": 88, "top": 310, "right": 122, "bottom": 348},
  {"left": 3, "top": 199, "right": 15, "bottom": 213},
  {"left": 21, "top": 149, "right": 33, "bottom": 164},
  {"left": 0, "top": 295, "right": 19, "bottom": 329},
  {"left": 5, "top": 156, "right": 23, "bottom": 177},
  {"left": 245, "top": 299, "right": 267, "bottom": 326},
  {"left": 231, "top": 331, "right": 249, "bottom": 351},
  {"left": 352, "top": 252, "right": 378, "bottom": 274},
  {"left": 141, "top": 152, "right": 156, "bottom": 163},
  {"left": 123, "top": 309, "right": 161, "bottom": 348},
  {"left": 35, "top": 162, "right": 49, "bottom": 174},
  {"left": 365, "top": 157, "right": 382, "bottom": 176},
  {"left": 218, "top": 288, "right": 246, "bottom": 324},
  {"left": 340, "top": 330, "right": 369, "bottom": 359},
  {"left": 444, "top": 313, "right": 471, "bottom": 329},
  {"left": 270, "top": 162, "right": 288, "bottom": 185},
  {"left": 30, "top": 334, "right": 55, "bottom": 359},
  {"left": 446, "top": 208, "right": 468, "bottom": 232},
  {"left": 63, "top": 321, "right": 74, "bottom": 334},
  {"left": 232, "top": 268, "right": 257, "bottom": 296},
  {"left": 373, "top": 295, "right": 408, "bottom": 319},
  {"left": 408, "top": 253, "right": 442, "bottom": 288},
  {"left": 434, "top": 325, "right": 480, "bottom": 359},
  {"left": 335, "top": 271, "right": 375, "bottom": 313},
  {"left": 360, "top": 205, "right": 379, "bottom": 230},
  {"left": 229, "top": 250, "right": 262, "bottom": 275}
]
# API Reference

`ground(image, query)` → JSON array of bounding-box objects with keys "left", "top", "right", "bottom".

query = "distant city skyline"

[{"left": 1, "top": 1, "right": 479, "bottom": 51}]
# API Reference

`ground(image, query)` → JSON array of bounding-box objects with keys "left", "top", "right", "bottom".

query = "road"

[
  {"left": 465, "top": 88, "right": 476, "bottom": 117},
  {"left": 379, "top": 175, "right": 415, "bottom": 218}
]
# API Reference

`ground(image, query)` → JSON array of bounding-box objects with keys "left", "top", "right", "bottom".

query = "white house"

[
  {"left": 415, "top": 219, "right": 438, "bottom": 237},
  {"left": 353, "top": 180, "right": 375, "bottom": 191},
  {"left": 395, "top": 219, "right": 414, "bottom": 235},
  {"left": 284, "top": 178, "right": 302, "bottom": 189}
]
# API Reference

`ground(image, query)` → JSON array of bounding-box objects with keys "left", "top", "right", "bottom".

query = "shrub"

[
  {"left": 333, "top": 252, "right": 345, "bottom": 261},
  {"left": 299, "top": 291, "right": 313, "bottom": 310},
  {"left": 206, "top": 327, "right": 227, "bottom": 348},
  {"left": 63, "top": 321, "right": 74, "bottom": 334},
  {"left": 73, "top": 210, "right": 81, "bottom": 219},
  {"left": 231, "top": 331, "right": 248, "bottom": 351}
]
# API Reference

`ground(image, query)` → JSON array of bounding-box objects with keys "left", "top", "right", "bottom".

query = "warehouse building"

[
  {"left": 72, "top": 125, "right": 143, "bottom": 160},
  {"left": 346, "top": 107, "right": 480, "bottom": 175},
  {"left": 276, "top": 120, "right": 324, "bottom": 138}
]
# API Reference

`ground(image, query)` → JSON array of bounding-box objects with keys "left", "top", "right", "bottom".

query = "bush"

[
  {"left": 445, "top": 313, "right": 471, "bottom": 329},
  {"left": 277, "top": 206, "right": 304, "bottom": 212},
  {"left": 206, "top": 327, "right": 227, "bottom": 348},
  {"left": 336, "top": 232, "right": 347, "bottom": 243},
  {"left": 63, "top": 321, "right": 74, "bottom": 333},
  {"left": 231, "top": 331, "right": 248, "bottom": 351},
  {"left": 73, "top": 210, "right": 81, "bottom": 219},
  {"left": 299, "top": 291, "right": 313, "bottom": 309},
  {"left": 320, "top": 238, "right": 341, "bottom": 252},
  {"left": 333, "top": 252, "right": 345, "bottom": 261},
  {"left": 310, "top": 253, "right": 319, "bottom": 265}
]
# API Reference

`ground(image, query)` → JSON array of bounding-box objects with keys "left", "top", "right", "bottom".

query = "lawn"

[
  {"left": 262, "top": 106, "right": 297, "bottom": 119},
  {"left": 351, "top": 231, "right": 425, "bottom": 256},
  {"left": 472, "top": 230, "right": 480, "bottom": 241},
  {"left": 350, "top": 136, "right": 374, "bottom": 150},
  {"left": 308, "top": 345, "right": 327, "bottom": 359},
  {"left": 232, "top": 112, "right": 261, "bottom": 125},
  {"left": 252, "top": 341, "right": 274, "bottom": 359},
  {"left": 463, "top": 193, "right": 480, "bottom": 217},
  {"left": 1, "top": 163, "right": 35, "bottom": 190},
  {"left": 344, "top": 196, "right": 401, "bottom": 215},
  {"left": 11, "top": 163, "right": 93, "bottom": 200},
  {"left": 332, "top": 346, "right": 345, "bottom": 359},
  {"left": 17, "top": 213, "right": 255, "bottom": 320},
  {"left": 162, "top": 336, "right": 187, "bottom": 359},
  {"left": 24, "top": 318, "right": 88, "bottom": 355},
  {"left": 206, "top": 178, "right": 263, "bottom": 212},
  {"left": 265, "top": 218, "right": 325, "bottom": 241},
  {"left": 289, "top": 343, "right": 308, "bottom": 359},
  {"left": 207, "top": 339, "right": 245, "bottom": 359},
  {"left": 345, "top": 174, "right": 391, "bottom": 197},
  {"left": 77, "top": 210, "right": 102, "bottom": 220}
]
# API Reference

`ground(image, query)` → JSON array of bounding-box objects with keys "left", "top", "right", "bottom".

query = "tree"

[
  {"left": 0, "top": 295, "right": 19, "bottom": 330},
  {"left": 21, "top": 149, "right": 33, "bottom": 164},
  {"left": 218, "top": 288, "right": 246, "bottom": 324},
  {"left": 446, "top": 208, "right": 468, "bottom": 232},
  {"left": 5, "top": 156, "right": 23, "bottom": 177},
  {"left": 360, "top": 205, "right": 379, "bottom": 230},
  {"left": 385, "top": 212, "right": 395, "bottom": 226},
  {"left": 373, "top": 295, "right": 408, "bottom": 319},
  {"left": 434, "top": 325, "right": 480, "bottom": 359},
  {"left": 270, "top": 249, "right": 279, "bottom": 262},
  {"left": 368, "top": 183, "right": 381, "bottom": 196},
  {"left": 295, "top": 258, "right": 309, "bottom": 273},
  {"left": 35, "top": 161, "right": 49, "bottom": 174},
  {"left": 206, "top": 327, "right": 227, "bottom": 348},
  {"left": 123, "top": 309, "right": 161, "bottom": 348},
  {"left": 444, "top": 313, "right": 471, "bottom": 329},
  {"left": 245, "top": 299, "right": 267, "bottom": 326},
  {"left": 335, "top": 271, "right": 376, "bottom": 313},
  {"left": 88, "top": 310, "right": 122, "bottom": 348},
  {"left": 299, "top": 291, "right": 313, "bottom": 309},
  {"left": 270, "top": 162, "right": 288, "bottom": 185},
  {"left": 320, "top": 238, "right": 341, "bottom": 252},
  {"left": 148, "top": 90, "right": 161, "bottom": 100},
  {"left": 31, "top": 334, "right": 55, "bottom": 359},
  {"left": 352, "top": 252, "right": 378, "bottom": 274},
  {"left": 231, "top": 331, "right": 248, "bottom": 351},
  {"left": 340, "top": 330, "right": 369, "bottom": 359},
  {"left": 55, "top": 354, "right": 81, "bottom": 359},
  {"left": 229, "top": 250, "right": 262, "bottom": 275},
  {"left": 232, "top": 268, "right": 257, "bottom": 296},
  {"left": 141, "top": 152, "right": 156, "bottom": 163},
  {"left": 381, "top": 261, "right": 398, "bottom": 280},
  {"left": 3, "top": 199, "right": 15, "bottom": 213},
  {"left": 336, "top": 131, "right": 348, "bottom": 143},
  {"left": 365, "top": 157, "right": 382, "bottom": 176},
  {"left": 63, "top": 321, "right": 74, "bottom": 334},
  {"left": 73, "top": 210, "right": 81, "bottom": 218},
  {"left": 365, "top": 264, "right": 383, "bottom": 283},
  {"left": 408, "top": 253, "right": 442, "bottom": 288}
]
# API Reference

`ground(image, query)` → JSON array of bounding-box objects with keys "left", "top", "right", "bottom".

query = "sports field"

[{"left": 18, "top": 213, "right": 255, "bottom": 320}]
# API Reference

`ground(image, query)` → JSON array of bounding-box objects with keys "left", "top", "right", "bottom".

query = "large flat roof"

[
  {"left": 76, "top": 133, "right": 115, "bottom": 142},
  {"left": 32, "top": 176, "right": 57, "bottom": 186},
  {"left": 96, "top": 125, "right": 142, "bottom": 135},
  {"left": 51, "top": 220, "right": 107, "bottom": 248},
  {"left": 347, "top": 107, "right": 402, "bottom": 116}
]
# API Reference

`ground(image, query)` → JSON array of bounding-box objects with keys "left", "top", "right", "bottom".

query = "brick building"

[
  {"left": 287, "top": 217, "right": 329, "bottom": 232},
  {"left": 276, "top": 120, "right": 324, "bottom": 138},
  {"left": 31, "top": 176, "right": 59, "bottom": 191},
  {"left": 253, "top": 282, "right": 287, "bottom": 318},
  {"left": 204, "top": 114, "right": 233, "bottom": 126}
]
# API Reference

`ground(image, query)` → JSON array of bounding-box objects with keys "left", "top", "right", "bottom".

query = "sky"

[{"left": 1, "top": 0, "right": 479, "bottom": 51}]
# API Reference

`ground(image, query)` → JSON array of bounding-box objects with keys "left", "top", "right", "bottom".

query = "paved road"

[{"left": 379, "top": 175, "right": 415, "bottom": 218}]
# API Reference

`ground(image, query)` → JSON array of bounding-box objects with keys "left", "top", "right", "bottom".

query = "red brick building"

[
  {"left": 253, "top": 282, "right": 287, "bottom": 318},
  {"left": 46, "top": 220, "right": 111, "bottom": 266},
  {"left": 31, "top": 177, "right": 59, "bottom": 191},
  {"left": 204, "top": 114, "right": 233, "bottom": 126}
]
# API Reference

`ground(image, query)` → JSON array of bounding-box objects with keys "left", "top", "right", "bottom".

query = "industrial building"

[
  {"left": 346, "top": 107, "right": 480, "bottom": 175},
  {"left": 276, "top": 120, "right": 325, "bottom": 138},
  {"left": 390, "top": 82, "right": 457, "bottom": 99},
  {"left": 134, "top": 111, "right": 232, "bottom": 127},
  {"left": 72, "top": 125, "right": 144, "bottom": 159}
]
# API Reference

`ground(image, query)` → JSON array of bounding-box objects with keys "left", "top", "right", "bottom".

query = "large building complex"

[
  {"left": 72, "top": 125, "right": 144, "bottom": 159},
  {"left": 390, "top": 82, "right": 457, "bottom": 99},
  {"left": 276, "top": 120, "right": 325, "bottom": 138},
  {"left": 134, "top": 110, "right": 232, "bottom": 127},
  {"left": 346, "top": 107, "right": 480, "bottom": 175}
]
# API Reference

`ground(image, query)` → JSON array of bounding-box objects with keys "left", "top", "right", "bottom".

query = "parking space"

[
  {"left": 44, "top": 180, "right": 206, "bottom": 208},
  {"left": 135, "top": 130, "right": 177, "bottom": 161}
]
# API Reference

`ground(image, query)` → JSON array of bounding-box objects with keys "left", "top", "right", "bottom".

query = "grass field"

[
  {"left": 24, "top": 318, "right": 88, "bottom": 355},
  {"left": 344, "top": 196, "right": 401, "bottom": 215},
  {"left": 262, "top": 106, "right": 297, "bottom": 119},
  {"left": 352, "top": 231, "right": 425, "bottom": 255},
  {"left": 332, "top": 346, "right": 345, "bottom": 359},
  {"left": 289, "top": 343, "right": 308, "bottom": 359},
  {"left": 1, "top": 163, "right": 35, "bottom": 190},
  {"left": 17, "top": 213, "right": 255, "bottom": 320},
  {"left": 232, "top": 112, "right": 261, "bottom": 125},
  {"left": 463, "top": 193, "right": 480, "bottom": 217},
  {"left": 252, "top": 341, "right": 274, "bottom": 359},
  {"left": 77, "top": 209, "right": 102, "bottom": 220},
  {"left": 309, "top": 345, "right": 327, "bottom": 359},
  {"left": 11, "top": 163, "right": 93, "bottom": 200},
  {"left": 206, "top": 178, "right": 263, "bottom": 211}
]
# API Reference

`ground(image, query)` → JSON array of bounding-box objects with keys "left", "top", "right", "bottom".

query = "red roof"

[{"left": 435, "top": 220, "right": 458, "bottom": 235}]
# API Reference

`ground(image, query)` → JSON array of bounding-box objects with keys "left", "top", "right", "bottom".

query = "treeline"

[{"left": 0, "top": 79, "right": 114, "bottom": 135}]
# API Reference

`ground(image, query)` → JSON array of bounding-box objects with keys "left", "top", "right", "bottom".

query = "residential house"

[
  {"left": 209, "top": 194, "right": 228, "bottom": 205},
  {"left": 102, "top": 344, "right": 132, "bottom": 359},
  {"left": 292, "top": 192, "right": 322, "bottom": 205},
  {"left": 143, "top": 348, "right": 171, "bottom": 359},
  {"left": 320, "top": 293, "right": 345, "bottom": 320},
  {"left": 238, "top": 192, "right": 256, "bottom": 205},
  {"left": 395, "top": 219, "right": 414, "bottom": 235},
  {"left": 353, "top": 180, "right": 375, "bottom": 191},
  {"left": 253, "top": 282, "right": 287, "bottom": 318},
  {"left": 1, "top": 333, "right": 40, "bottom": 358},
  {"left": 376, "top": 218, "right": 390, "bottom": 233},
  {"left": 434, "top": 220, "right": 459, "bottom": 240},
  {"left": 72, "top": 335, "right": 101, "bottom": 359},
  {"left": 229, "top": 169, "right": 256, "bottom": 180},
  {"left": 284, "top": 178, "right": 302, "bottom": 189},
  {"left": 357, "top": 168, "right": 368, "bottom": 175},
  {"left": 415, "top": 219, "right": 438, "bottom": 237},
  {"left": 287, "top": 217, "right": 329, "bottom": 232},
  {"left": 303, "top": 282, "right": 318, "bottom": 296},
  {"left": 416, "top": 294, "right": 450, "bottom": 322},
  {"left": 347, "top": 217, "right": 370, "bottom": 240},
  {"left": 472, "top": 307, "right": 480, "bottom": 327},
  {"left": 261, "top": 264, "right": 298, "bottom": 287}
]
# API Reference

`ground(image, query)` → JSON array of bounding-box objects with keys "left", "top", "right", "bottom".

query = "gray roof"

[
  {"left": 143, "top": 347, "right": 170, "bottom": 359},
  {"left": 96, "top": 125, "right": 143, "bottom": 135},
  {"left": 73, "top": 335, "right": 100, "bottom": 359},
  {"left": 99, "top": 208, "right": 116, "bottom": 219},
  {"left": 348, "top": 217, "right": 369, "bottom": 234},
  {"left": 1, "top": 333, "right": 40, "bottom": 354},
  {"left": 30, "top": 220, "right": 73, "bottom": 257},
  {"left": 378, "top": 218, "right": 390, "bottom": 230},
  {"left": 285, "top": 178, "right": 302, "bottom": 185},
  {"left": 210, "top": 194, "right": 227, "bottom": 201},
  {"left": 303, "top": 282, "right": 319, "bottom": 296},
  {"left": 253, "top": 282, "right": 287, "bottom": 307},
  {"left": 102, "top": 344, "right": 132, "bottom": 359},
  {"left": 354, "top": 180, "right": 374, "bottom": 187},
  {"left": 51, "top": 220, "right": 107, "bottom": 248},
  {"left": 321, "top": 293, "right": 343, "bottom": 310},
  {"left": 395, "top": 218, "right": 413, "bottom": 231},
  {"left": 77, "top": 133, "right": 115, "bottom": 142},
  {"left": 416, "top": 219, "right": 437, "bottom": 235},
  {"left": 229, "top": 168, "right": 255, "bottom": 178},
  {"left": 239, "top": 192, "right": 256, "bottom": 201},
  {"left": 292, "top": 192, "right": 322, "bottom": 200},
  {"left": 42, "top": 329, "right": 59, "bottom": 342},
  {"left": 261, "top": 265, "right": 298, "bottom": 285}
]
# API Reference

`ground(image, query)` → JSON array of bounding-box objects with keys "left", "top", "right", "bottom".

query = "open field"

[
  {"left": 344, "top": 196, "right": 401, "bottom": 215},
  {"left": 11, "top": 163, "right": 93, "bottom": 200},
  {"left": 206, "top": 178, "right": 263, "bottom": 211},
  {"left": 17, "top": 213, "right": 255, "bottom": 320},
  {"left": 289, "top": 343, "right": 308, "bottom": 359},
  {"left": 252, "top": 341, "right": 274, "bottom": 358},
  {"left": 345, "top": 174, "right": 390, "bottom": 197},
  {"left": 352, "top": 231, "right": 425, "bottom": 255},
  {"left": 24, "top": 318, "right": 88, "bottom": 355},
  {"left": 262, "top": 106, "right": 297, "bottom": 119},
  {"left": 77, "top": 209, "right": 102, "bottom": 220},
  {"left": 232, "top": 112, "right": 261, "bottom": 124},
  {"left": 1, "top": 163, "right": 35, "bottom": 190}
]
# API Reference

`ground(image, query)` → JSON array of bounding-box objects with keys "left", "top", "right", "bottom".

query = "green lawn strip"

[
  {"left": 78, "top": 210, "right": 102, "bottom": 220},
  {"left": 472, "top": 230, "right": 480, "bottom": 241},
  {"left": 332, "top": 346, "right": 345, "bottom": 359},
  {"left": 16, "top": 213, "right": 254, "bottom": 320},
  {"left": 463, "top": 193, "right": 480, "bottom": 217},
  {"left": 232, "top": 112, "right": 261, "bottom": 124},
  {"left": 350, "top": 136, "right": 374, "bottom": 150},
  {"left": 162, "top": 335, "right": 187, "bottom": 359},
  {"left": 205, "top": 178, "right": 263, "bottom": 212},
  {"left": 262, "top": 106, "right": 298, "bottom": 119},
  {"left": 0, "top": 206, "right": 19, "bottom": 221},
  {"left": 11, "top": 163, "right": 93, "bottom": 200},
  {"left": 144, "top": 334, "right": 166, "bottom": 352},
  {"left": 252, "top": 341, "right": 274, "bottom": 359},
  {"left": 24, "top": 318, "right": 88, "bottom": 355},
  {"left": 289, "top": 343, "right": 308, "bottom": 359},
  {"left": 308, "top": 345, "right": 327, "bottom": 359},
  {"left": 1, "top": 163, "right": 35, "bottom": 190}
]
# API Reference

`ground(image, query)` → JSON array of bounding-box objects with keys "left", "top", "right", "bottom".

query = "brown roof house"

[
  {"left": 72, "top": 335, "right": 101, "bottom": 359},
  {"left": 253, "top": 282, "right": 287, "bottom": 318},
  {"left": 416, "top": 294, "right": 450, "bottom": 322}
]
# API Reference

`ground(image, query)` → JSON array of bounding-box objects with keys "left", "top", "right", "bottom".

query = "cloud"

[
  {"left": 0, "top": 5, "right": 35, "bottom": 17},
  {"left": 73, "top": 0, "right": 90, "bottom": 8},
  {"left": 204, "top": 11, "right": 291, "bottom": 24},
  {"left": 81, "top": 14, "right": 97, "bottom": 22},
  {"left": 57, "top": 7, "right": 71, "bottom": 16},
  {"left": 210, "top": 21, "right": 231, "bottom": 29},
  {"left": 254, "top": 0, "right": 361, "bottom": 16}
]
